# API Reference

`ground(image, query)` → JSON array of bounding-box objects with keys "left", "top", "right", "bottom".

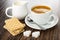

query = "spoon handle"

[{"left": 27, "top": 17, "right": 45, "bottom": 29}]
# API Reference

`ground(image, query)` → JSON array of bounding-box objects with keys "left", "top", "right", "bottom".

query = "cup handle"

[
  {"left": 48, "top": 14, "right": 56, "bottom": 24},
  {"left": 5, "top": 7, "right": 13, "bottom": 17}
]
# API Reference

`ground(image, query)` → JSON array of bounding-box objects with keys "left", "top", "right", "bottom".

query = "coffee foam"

[
  {"left": 34, "top": 8, "right": 50, "bottom": 13},
  {"left": 31, "top": 6, "right": 51, "bottom": 14}
]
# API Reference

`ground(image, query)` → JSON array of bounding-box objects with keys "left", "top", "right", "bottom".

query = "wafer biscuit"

[
  {"left": 4, "top": 17, "right": 25, "bottom": 31},
  {"left": 4, "top": 17, "right": 25, "bottom": 36}
]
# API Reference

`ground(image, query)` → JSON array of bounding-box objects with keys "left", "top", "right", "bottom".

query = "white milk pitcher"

[{"left": 5, "top": 0, "right": 28, "bottom": 20}]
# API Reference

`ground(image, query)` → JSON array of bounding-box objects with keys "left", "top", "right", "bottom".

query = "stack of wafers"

[{"left": 4, "top": 17, "right": 25, "bottom": 36}]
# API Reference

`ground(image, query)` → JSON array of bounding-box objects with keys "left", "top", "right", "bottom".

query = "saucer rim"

[{"left": 25, "top": 14, "right": 59, "bottom": 30}]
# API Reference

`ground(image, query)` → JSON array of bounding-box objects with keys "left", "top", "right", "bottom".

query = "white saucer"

[{"left": 25, "top": 14, "right": 59, "bottom": 30}]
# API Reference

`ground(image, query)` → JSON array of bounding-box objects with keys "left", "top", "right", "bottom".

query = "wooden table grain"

[{"left": 0, "top": 0, "right": 60, "bottom": 40}]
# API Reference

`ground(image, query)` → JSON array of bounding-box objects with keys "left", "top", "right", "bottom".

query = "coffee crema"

[{"left": 31, "top": 6, "right": 51, "bottom": 14}]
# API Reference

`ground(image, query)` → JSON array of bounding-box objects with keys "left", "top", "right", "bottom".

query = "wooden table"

[{"left": 0, "top": 0, "right": 60, "bottom": 40}]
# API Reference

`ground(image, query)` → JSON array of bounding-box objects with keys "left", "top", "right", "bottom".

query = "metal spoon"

[{"left": 27, "top": 17, "right": 45, "bottom": 29}]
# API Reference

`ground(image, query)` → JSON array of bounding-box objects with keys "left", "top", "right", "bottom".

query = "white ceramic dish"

[{"left": 25, "top": 14, "right": 59, "bottom": 30}]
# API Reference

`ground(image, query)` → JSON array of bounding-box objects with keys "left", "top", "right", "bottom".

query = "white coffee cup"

[
  {"left": 5, "top": 1, "right": 28, "bottom": 19},
  {"left": 28, "top": 5, "right": 54, "bottom": 25}
]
